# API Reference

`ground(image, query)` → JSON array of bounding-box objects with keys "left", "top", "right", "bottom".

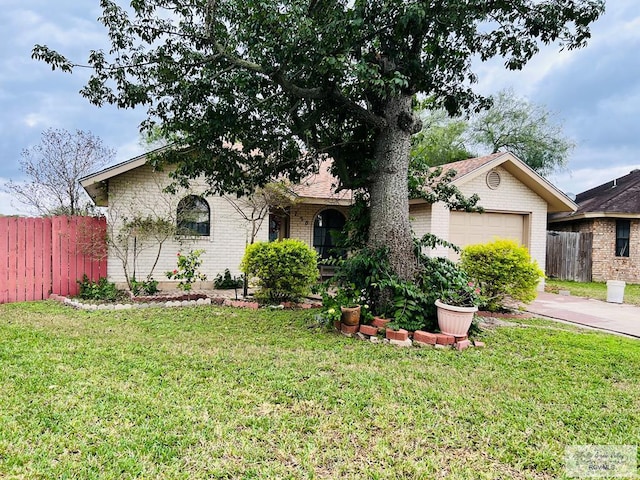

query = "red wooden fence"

[{"left": 0, "top": 216, "right": 107, "bottom": 304}]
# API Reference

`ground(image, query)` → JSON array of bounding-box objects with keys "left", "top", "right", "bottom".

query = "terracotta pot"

[
  {"left": 340, "top": 305, "right": 361, "bottom": 326},
  {"left": 435, "top": 299, "right": 478, "bottom": 336}
]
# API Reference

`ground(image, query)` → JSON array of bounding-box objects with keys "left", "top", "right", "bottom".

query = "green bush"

[
  {"left": 77, "top": 275, "right": 121, "bottom": 301},
  {"left": 213, "top": 269, "right": 243, "bottom": 289},
  {"left": 461, "top": 239, "right": 543, "bottom": 312},
  {"left": 241, "top": 239, "right": 318, "bottom": 303},
  {"left": 130, "top": 277, "right": 159, "bottom": 296}
]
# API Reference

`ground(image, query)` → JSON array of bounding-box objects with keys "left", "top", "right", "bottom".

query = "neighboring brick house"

[
  {"left": 548, "top": 169, "right": 640, "bottom": 283},
  {"left": 80, "top": 150, "right": 575, "bottom": 288}
]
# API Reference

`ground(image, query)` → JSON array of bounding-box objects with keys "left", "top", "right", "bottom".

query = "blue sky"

[{"left": 1, "top": 0, "right": 639, "bottom": 214}]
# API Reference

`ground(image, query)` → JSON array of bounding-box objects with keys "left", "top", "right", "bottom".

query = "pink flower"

[
  {"left": 177, "top": 252, "right": 181, "bottom": 256},
  {"left": 173, "top": 269, "right": 178, "bottom": 274},
  {"left": 468, "top": 281, "right": 475, "bottom": 287}
]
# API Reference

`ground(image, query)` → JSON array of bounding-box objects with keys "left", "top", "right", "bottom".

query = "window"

[
  {"left": 616, "top": 219, "right": 630, "bottom": 257},
  {"left": 177, "top": 195, "right": 210, "bottom": 236},
  {"left": 313, "top": 209, "right": 346, "bottom": 259}
]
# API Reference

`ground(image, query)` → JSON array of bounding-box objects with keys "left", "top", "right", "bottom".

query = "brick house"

[
  {"left": 548, "top": 169, "right": 640, "bottom": 283},
  {"left": 80, "top": 150, "right": 575, "bottom": 288}
]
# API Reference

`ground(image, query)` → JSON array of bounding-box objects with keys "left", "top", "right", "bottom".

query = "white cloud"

[
  {"left": 0, "top": 179, "right": 32, "bottom": 216},
  {"left": 22, "top": 112, "right": 50, "bottom": 128}
]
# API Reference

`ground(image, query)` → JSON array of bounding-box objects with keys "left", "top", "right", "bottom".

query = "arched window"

[
  {"left": 177, "top": 195, "right": 210, "bottom": 236},
  {"left": 313, "top": 209, "right": 346, "bottom": 259}
]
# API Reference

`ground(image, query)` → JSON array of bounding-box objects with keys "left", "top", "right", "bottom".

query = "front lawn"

[
  {"left": 1, "top": 302, "right": 638, "bottom": 479},
  {"left": 546, "top": 279, "right": 640, "bottom": 305}
]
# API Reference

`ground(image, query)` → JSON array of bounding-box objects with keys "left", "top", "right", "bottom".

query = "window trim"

[
  {"left": 615, "top": 219, "right": 630, "bottom": 257},
  {"left": 177, "top": 195, "right": 211, "bottom": 237},
  {"left": 313, "top": 208, "right": 346, "bottom": 260}
]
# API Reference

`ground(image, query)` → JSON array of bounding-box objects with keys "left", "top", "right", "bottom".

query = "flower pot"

[
  {"left": 340, "top": 305, "right": 361, "bottom": 326},
  {"left": 435, "top": 299, "right": 478, "bottom": 336}
]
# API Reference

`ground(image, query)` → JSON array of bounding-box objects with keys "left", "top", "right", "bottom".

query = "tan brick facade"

[
  {"left": 410, "top": 166, "right": 549, "bottom": 274},
  {"left": 552, "top": 218, "right": 640, "bottom": 282},
  {"left": 106, "top": 164, "right": 268, "bottom": 284},
  {"left": 103, "top": 158, "right": 555, "bottom": 287}
]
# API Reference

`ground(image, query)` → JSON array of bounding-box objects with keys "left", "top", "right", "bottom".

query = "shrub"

[
  {"left": 461, "top": 239, "right": 543, "bottom": 312},
  {"left": 166, "top": 250, "right": 207, "bottom": 293},
  {"left": 130, "top": 277, "right": 159, "bottom": 296},
  {"left": 241, "top": 239, "right": 318, "bottom": 303},
  {"left": 378, "top": 257, "right": 474, "bottom": 332},
  {"left": 77, "top": 275, "right": 121, "bottom": 301},
  {"left": 213, "top": 269, "right": 243, "bottom": 289}
]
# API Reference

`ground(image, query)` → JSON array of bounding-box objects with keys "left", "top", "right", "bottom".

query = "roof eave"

[
  {"left": 452, "top": 152, "right": 577, "bottom": 213},
  {"left": 549, "top": 211, "right": 640, "bottom": 223}
]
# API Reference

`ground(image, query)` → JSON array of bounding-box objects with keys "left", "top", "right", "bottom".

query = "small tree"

[
  {"left": 461, "top": 239, "right": 543, "bottom": 312},
  {"left": 3, "top": 128, "right": 114, "bottom": 216}
]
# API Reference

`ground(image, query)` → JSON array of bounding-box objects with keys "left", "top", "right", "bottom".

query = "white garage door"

[{"left": 449, "top": 211, "right": 526, "bottom": 256}]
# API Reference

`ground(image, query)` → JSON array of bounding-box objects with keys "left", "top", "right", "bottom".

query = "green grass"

[
  {"left": 1, "top": 302, "right": 639, "bottom": 479},
  {"left": 546, "top": 279, "right": 640, "bottom": 305}
]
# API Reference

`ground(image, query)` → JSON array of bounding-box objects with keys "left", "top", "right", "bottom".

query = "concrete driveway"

[{"left": 527, "top": 292, "right": 640, "bottom": 338}]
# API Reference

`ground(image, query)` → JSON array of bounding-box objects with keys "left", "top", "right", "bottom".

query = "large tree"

[
  {"left": 4, "top": 128, "right": 115, "bottom": 216},
  {"left": 470, "top": 89, "right": 574, "bottom": 175},
  {"left": 33, "top": 0, "right": 603, "bottom": 279},
  {"left": 411, "top": 90, "right": 574, "bottom": 174}
]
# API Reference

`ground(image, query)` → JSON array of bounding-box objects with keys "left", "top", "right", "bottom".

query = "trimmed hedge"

[
  {"left": 461, "top": 239, "right": 543, "bottom": 312},
  {"left": 241, "top": 239, "right": 318, "bottom": 303}
]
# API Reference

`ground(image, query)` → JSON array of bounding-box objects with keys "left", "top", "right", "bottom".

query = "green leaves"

[
  {"left": 241, "top": 239, "right": 318, "bottom": 303},
  {"left": 461, "top": 239, "right": 544, "bottom": 312},
  {"left": 165, "top": 250, "right": 208, "bottom": 293}
]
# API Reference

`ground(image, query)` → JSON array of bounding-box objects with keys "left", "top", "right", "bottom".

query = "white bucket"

[{"left": 606, "top": 280, "right": 626, "bottom": 303}]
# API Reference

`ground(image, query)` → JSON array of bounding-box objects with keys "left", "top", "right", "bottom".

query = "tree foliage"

[
  {"left": 33, "top": 0, "right": 603, "bottom": 279},
  {"left": 411, "top": 90, "right": 574, "bottom": 174},
  {"left": 469, "top": 89, "right": 574, "bottom": 175},
  {"left": 4, "top": 128, "right": 115, "bottom": 216}
]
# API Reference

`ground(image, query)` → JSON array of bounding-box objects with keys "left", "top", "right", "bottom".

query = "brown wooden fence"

[
  {"left": 546, "top": 231, "right": 593, "bottom": 282},
  {"left": 0, "top": 216, "right": 107, "bottom": 304}
]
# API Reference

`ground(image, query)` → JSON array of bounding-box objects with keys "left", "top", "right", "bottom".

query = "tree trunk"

[{"left": 368, "top": 95, "right": 421, "bottom": 281}]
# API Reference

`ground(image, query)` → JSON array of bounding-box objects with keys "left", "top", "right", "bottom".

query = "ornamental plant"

[
  {"left": 461, "top": 239, "right": 543, "bottom": 312},
  {"left": 166, "top": 249, "right": 207, "bottom": 294},
  {"left": 438, "top": 281, "right": 482, "bottom": 308},
  {"left": 241, "top": 239, "right": 318, "bottom": 303}
]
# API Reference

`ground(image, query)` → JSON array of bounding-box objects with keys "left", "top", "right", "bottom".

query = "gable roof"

[
  {"left": 79, "top": 148, "right": 351, "bottom": 207},
  {"left": 549, "top": 169, "right": 640, "bottom": 223},
  {"left": 81, "top": 147, "right": 573, "bottom": 212},
  {"left": 437, "top": 152, "right": 577, "bottom": 213},
  {"left": 80, "top": 146, "right": 170, "bottom": 206}
]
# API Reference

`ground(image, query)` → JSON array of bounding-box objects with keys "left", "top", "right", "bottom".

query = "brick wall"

[
  {"left": 553, "top": 218, "right": 640, "bottom": 282},
  {"left": 107, "top": 164, "right": 268, "bottom": 284}
]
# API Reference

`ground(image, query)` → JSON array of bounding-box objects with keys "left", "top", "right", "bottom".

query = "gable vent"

[{"left": 486, "top": 170, "right": 501, "bottom": 189}]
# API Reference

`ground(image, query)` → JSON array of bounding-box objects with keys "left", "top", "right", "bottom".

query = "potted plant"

[{"left": 436, "top": 281, "right": 481, "bottom": 336}]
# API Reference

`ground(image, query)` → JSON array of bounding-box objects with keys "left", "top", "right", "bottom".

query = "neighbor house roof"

[
  {"left": 549, "top": 169, "right": 640, "bottom": 223},
  {"left": 434, "top": 151, "right": 577, "bottom": 213}
]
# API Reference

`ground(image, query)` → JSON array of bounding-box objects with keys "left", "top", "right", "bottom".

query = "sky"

[{"left": 0, "top": 0, "right": 639, "bottom": 215}]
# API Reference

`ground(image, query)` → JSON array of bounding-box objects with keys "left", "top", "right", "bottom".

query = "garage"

[{"left": 449, "top": 211, "right": 528, "bottom": 255}]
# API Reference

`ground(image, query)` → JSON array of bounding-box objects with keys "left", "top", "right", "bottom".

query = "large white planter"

[{"left": 435, "top": 300, "right": 478, "bottom": 336}]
